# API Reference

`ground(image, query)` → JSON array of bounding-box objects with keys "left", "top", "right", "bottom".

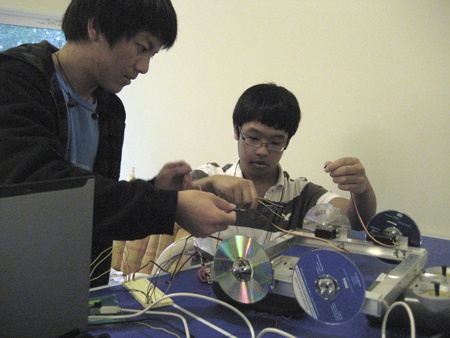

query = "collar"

[{"left": 227, "top": 160, "right": 285, "bottom": 187}]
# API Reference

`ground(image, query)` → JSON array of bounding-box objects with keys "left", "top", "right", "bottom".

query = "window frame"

[
  {"left": 0, "top": 10, "right": 65, "bottom": 51},
  {"left": 0, "top": 10, "right": 62, "bottom": 29}
]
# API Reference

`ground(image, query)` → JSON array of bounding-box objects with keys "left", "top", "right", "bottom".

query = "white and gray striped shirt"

[{"left": 192, "top": 161, "right": 340, "bottom": 257}]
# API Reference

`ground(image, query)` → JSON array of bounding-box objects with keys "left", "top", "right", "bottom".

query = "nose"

[
  {"left": 135, "top": 54, "right": 151, "bottom": 74},
  {"left": 255, "top": 143, "right": 270, "bottom": 155}
]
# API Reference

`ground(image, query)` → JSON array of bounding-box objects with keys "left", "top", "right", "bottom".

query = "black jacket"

[{"left": 0, "top": 41, "right": 178, "bottom": 286}]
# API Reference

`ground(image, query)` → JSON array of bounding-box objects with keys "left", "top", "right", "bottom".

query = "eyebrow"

[{"left": 245, "top": 128, "right": 287, "bottom": 140}]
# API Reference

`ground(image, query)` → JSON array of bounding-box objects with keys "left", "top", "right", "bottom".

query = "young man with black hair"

[
  {"left": 0, "top": 0, "right": 236, "bottom": 287},
  {"left": 188, "top": 83, "right": 377, "bottom": 256}
]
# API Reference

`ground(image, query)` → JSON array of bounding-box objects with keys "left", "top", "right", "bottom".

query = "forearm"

[{"left": 94, "top": 178, "right": 178, "bottom": 241}]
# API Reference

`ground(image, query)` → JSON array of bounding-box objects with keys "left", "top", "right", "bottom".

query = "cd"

[
  {"left": 303, "top": 204, "right": 350, "bottom": 228},
  {"left": 366, "top": 210, "right": 421, "bottom": 247},
  {"left": 213, "top": 235, "right": 272, "bottom": 304},
  {"left": 292, "top": 249, "right": 365, "bottom": 325}
]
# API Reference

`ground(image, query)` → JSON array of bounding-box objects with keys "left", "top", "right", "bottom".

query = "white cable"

[
  {"left": 256, "top": 327, "right": 297, "bottom": 338},
  {"left": 151, "top": 293, "right": 255, "bottom": 338},
  {"left": 89, "top": 304, "right": 155, "bottom": 320},
  {"left": 89, "top": 292, "right": 255, "bottom": 338},
  {"left": 121, "top": 309, "right": 190, "bottom": 338},
  {"left": 381, "top": 301, "right": 416, "bottom": 338}
]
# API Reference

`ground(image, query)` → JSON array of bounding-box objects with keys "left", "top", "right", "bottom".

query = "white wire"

[
  {"left": 121, "top": 309, "right": 190, "bottom": 338},
  {"left": 381, "top": 301, "right": 416, "bottom": 338},
  {"left": 256, "top": 327, "right": 297, "bottom": 338},
  {"left": 151, "top": 293, "right": 256, "bottom": 338},
  {"left": 88, "top": 292, "right": 255, "bottom": 338}
]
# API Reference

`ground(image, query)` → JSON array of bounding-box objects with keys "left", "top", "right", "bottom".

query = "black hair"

[
  {"left": 232, "top": 83, "right": 301, "bottom": 144},
  {"left": 62, "top": 0, "right": 177, "bottom": 49}
]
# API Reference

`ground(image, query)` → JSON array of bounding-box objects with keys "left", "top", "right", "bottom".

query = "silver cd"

[{"left": 213, "top": 235, "right": 273, "bottom": 304}]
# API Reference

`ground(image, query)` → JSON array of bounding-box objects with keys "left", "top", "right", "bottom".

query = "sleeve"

[
  {"left": 289, "top": 182, "right": 336, "bottom": 229},
  {"left": 192, "top": 162, "right": 227, "bottom": 180},
  {"left": 0, "top": 54, "right": 178, "bottom": 242},
  {"left": 234, "top": 182, "right": 334, "bottom": 232},
  {"left": 262, "top": 182, "right": 334, "bottom": 230}
]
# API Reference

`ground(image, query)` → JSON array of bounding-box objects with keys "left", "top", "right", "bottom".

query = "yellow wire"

[
  {"left": 136, "top": 321, "right": 181, "bottom": 338},
  {"left": 269, "top": 221, "right": 350, "bottom": 255},
  {"left": 350, "top": 192, "right": 395, "bottom": 248},
  {"left": 90, "top": 246, "right": 114, "bottom": 281},
  {"left": 255, "top": 200, "right": 350, "bottom": 255},
  {"left": 90, "top": 245, "right": 113, "bottom": 266},
  {"left": 258, "top": 194, "right": 396, "bottom": 250}
]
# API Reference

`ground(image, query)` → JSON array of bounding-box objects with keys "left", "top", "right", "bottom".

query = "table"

[{"left": 87, "top": 235, "right": 449, "bottom": 338}]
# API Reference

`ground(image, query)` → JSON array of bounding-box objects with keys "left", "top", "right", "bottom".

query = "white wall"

[{"left": 3, "top": 1, "right": 450, "bottom": 239}]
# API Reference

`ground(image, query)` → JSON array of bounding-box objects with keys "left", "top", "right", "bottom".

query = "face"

[
  {"left": 235, "top": 121, "right": 288, "bottom": 181},
  {"left": 89, "top": 29, "right": 162, "bottom": 94}
]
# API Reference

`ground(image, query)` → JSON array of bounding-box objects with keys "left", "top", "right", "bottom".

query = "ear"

[
  {"left": 87, "top": 18, "right": 101, "bottom": 41},
  {"left": 233, "top": 124, "right": 239, "bottom": 141}
]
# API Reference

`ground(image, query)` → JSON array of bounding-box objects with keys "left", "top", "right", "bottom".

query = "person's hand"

[
  {"left": 176, "top": 190, "right": 236, "bottom": 238},
  {"left": 324, "top": 157, "right": 369, "bottom": 195},
  {"left": 197, "top": 175, "right": 259, "bottom": 210},
  {"left": 154, "top": 161, "right": 192, "bottom": 191}
]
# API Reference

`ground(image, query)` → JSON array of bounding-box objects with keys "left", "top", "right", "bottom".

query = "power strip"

[{"left": 123, "top": 278, "right": 173, "bottom": 309}]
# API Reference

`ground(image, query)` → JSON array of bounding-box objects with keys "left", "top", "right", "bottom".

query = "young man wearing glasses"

[{"left": 187, "top": 83, "right": 377, "bottom": 257}]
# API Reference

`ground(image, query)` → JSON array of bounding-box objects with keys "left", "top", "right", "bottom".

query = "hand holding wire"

[
  {"left": 176, "top": 190, "right": 236, "bottom": 238},
  {"left": 194, "top": 175, "right": 259, "bottom": 211},
  {"left": 324, "top": 157, "right": 369, "bottom": 195}
]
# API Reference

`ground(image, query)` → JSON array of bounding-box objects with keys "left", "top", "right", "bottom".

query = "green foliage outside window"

[{"left": 0, "top": 23, "right": 65, "bottom": 51}]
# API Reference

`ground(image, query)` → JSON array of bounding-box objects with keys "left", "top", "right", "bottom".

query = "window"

[{"left": 0, "top": 10, "right": 65, "bottom": 51}]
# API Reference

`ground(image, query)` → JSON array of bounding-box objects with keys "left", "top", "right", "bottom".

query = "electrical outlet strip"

[{"left": 123, "top": 278, "right": 173, "bottom": 309}]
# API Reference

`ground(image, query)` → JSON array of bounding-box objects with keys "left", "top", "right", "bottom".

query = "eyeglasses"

[{"left": 239, "top": 128, "right": 286, "bottom": 152}]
